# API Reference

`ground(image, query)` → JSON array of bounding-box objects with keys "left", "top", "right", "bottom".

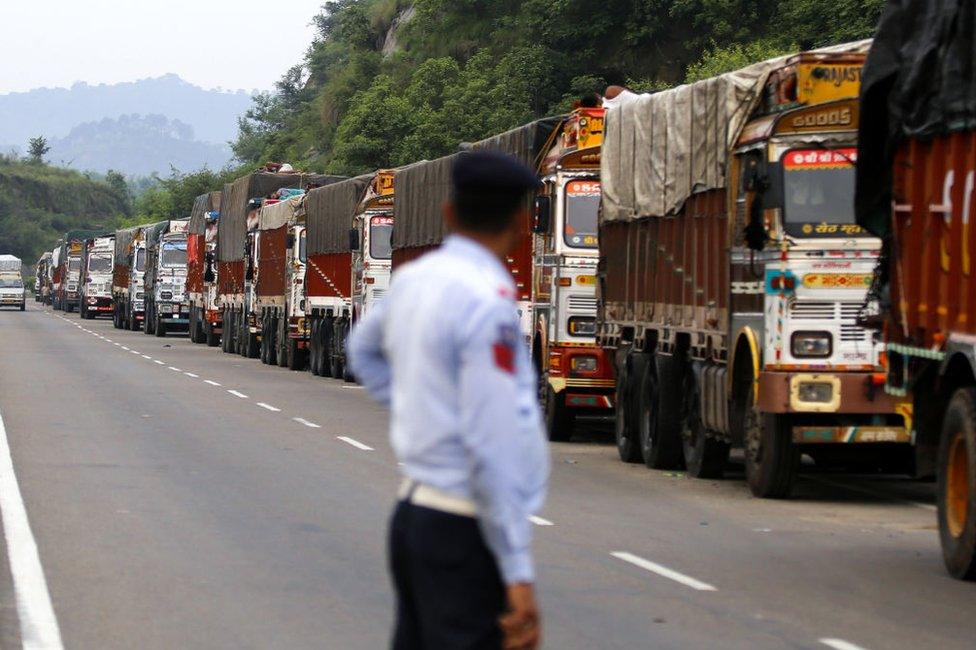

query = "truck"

[
  {"left": 143, "top": 220, "right": 190, "bottom": 337},
  {"left": 533, "top": 108, "right": 618, "bottom": 440},
  {"left": 79, "top": 235, "right": 115, "bottom": 319},
  {"left": 34, "top": 253, "right": 52, "bottom": 303},
  {"left": 187, "top": 191, "right": 222, "bottom": 346},
  {"left": 855, "top": 2, "right": 976, "bottom": 579},
  {"left": 217, "top": 166, "right": 336, "bottom": 357},
  {"left": 305, "top": 174, "right": 373, "bottom": 379},
  {"left": 53, "top": 231, "right": 100, "bottom": 312},
  {"left": 0, "top": 255, "right": 25, "bottom": 311},
  {"left": 112, "top": 226, "right": 145, "bottom": 331},
  {"left": 597, "top": 42, "right": 910, "bottom": 497}
]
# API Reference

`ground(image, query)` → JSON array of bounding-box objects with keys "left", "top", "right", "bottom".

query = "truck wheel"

[
  {"left": 288, "top": 338, "right": 305, "bottom": 371},
  {"left": 155, "top": 319, "right": 167, "bottom": 337},
  {"left": 638, "top": 353, "right": 684, "bottom": 470},
  {"left": 19, "top": 303, "right": 25, "bottom": 312},
  {"left": 144, "top": 308, "right": 154, "bottom": 335},
  {"left": 938, "top": 388, "right": 976, "bottom": 580},
  {"left": 744, "top": 384, "right": 798, "bottom": 498},
  {"left": 259, "top": 317, "right": 270, "bottom": 364},
  {"left": 681, "top": 359, "right": 729, "bottom": 479},
  {"left": 309, "top": 320, "right": 321, "bottom": 375},
  {"left": 245, "top": 323, "right": 259, "bottom": 359},
  {"left": 544, "top": 382, "right": 573, "bottom": 442},
  {"left": 321, "top": 322, "right": 335, "bottom": 378},
  {"left": 615, "top": 352, "right": 645, "bottom": 463},
  {"left": 277, "top": 318, "right": 289, "bottom": 368},
  {"left": 205, "top": 320, "right": 220, "bottom": 347},
  {"left": 221, "top": 309, "right": 231, "bottom": 353},
  {"left": 267, "top": 318, "right": 279, "bottom": 366}
]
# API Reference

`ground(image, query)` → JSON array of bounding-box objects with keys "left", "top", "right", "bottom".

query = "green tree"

[
  {"left": 685, "top": 38, "right": 796, "bottom": 83},
  {"left": 28, "top": 136, "right": 50, "bottom": 164}
]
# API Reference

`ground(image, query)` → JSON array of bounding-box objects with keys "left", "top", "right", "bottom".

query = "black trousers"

[{"left": 389, "top": 500, "right": 506, "bottom": 649}]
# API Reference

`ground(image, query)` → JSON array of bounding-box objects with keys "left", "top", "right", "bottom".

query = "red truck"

[
  {"left": 187, "top": 191, "right": 222, "bottom": 346},
  {"left": 856, "top": 2, "right": 976, "bottom": 579}
]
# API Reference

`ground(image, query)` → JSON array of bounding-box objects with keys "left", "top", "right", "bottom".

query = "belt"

[{"left": 399, "top": 478, "right": 477, "bottom": 518}]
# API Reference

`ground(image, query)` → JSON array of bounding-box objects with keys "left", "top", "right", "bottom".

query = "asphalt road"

[{"left": 0, "top": 303, "right": 973, "bottom": 649}]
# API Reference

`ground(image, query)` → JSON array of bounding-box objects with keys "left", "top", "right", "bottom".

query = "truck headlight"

[
  {"left": 797, "top": 381, "right": 834, "bottom": 403},
  {"left": 570, "top": 355, "right": 598, "bottom": 373},
  {"left": 136, "top": 291, "right": 144, "bottom": 300},
  {"left": 160, "top": 291, "right": 173, "bottom": 300},
  {"left": 791, "top": 331, "right": 832, "bottom": 358},
  {"left": 568, "top": 316, "right": 597, "bottom": 336}
]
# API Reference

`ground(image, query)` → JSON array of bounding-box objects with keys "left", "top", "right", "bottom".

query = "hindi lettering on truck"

[
  {"left": 598, "top": 41, "right": 908, "bottom": 497},
  {"left": 79, "top": 235, "right": 115, "bottom": 319},
  {"left": 143, "top": 220, "right": 190, "bottom": 337},
  {"left": 856, "top": 2, "right": 976, "bottom": 580}
]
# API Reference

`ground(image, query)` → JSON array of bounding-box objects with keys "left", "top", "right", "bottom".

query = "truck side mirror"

[
  {"left": 349, "top": 228, "right": 361, "bottom": 252},
  {"left": 533, "top": 196, "right": 552, "bottom": 234}
]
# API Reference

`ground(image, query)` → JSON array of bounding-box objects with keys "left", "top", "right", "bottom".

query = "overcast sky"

[{"left": 0, "top": 0, "right": 325, "bottom": 95}]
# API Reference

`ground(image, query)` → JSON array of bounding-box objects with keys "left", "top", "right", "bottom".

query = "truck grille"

[
  {"left": 568, "top": 296, "right": 598, "bottom": 312},
  {"left": 790, "top": 301, "right": 870, "bottom": 342}
]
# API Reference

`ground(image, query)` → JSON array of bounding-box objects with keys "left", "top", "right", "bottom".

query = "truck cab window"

[
  {"left": 782, "top": 148, "right": 863, "bottom": 234},
  {"left": 68, "top": 258, "right": 81, "bottom": 273},
  {"left": 88, "top": 254, "right": 112, "bottom": 273},
  {"left": 134, "top": 248, "right": 146, "bottom": 272},
  {"left": 299, "top": 230, "right": 307, "bottom": 264},
  {"left": 564, "top": 180, "right": 600, "bottom": 248},
  {"left": 161, "top": 241, "right": 188, "bottom": 267},
  {"left": 369, "top": 216, "right": 393, "bottom": 260}
]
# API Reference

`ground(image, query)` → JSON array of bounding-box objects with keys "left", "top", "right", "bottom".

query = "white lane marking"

[
  {"left": 129, "top": 350, "right": 139, "bottom": 355},
  {"left": 529, "top": 516, "right": 554, "bottom": 527},
  {"left": 293, "top": 418, "right": 321, "bottom": 429},
  {"left": 168, "top": 367, "right": 181, "bottom": 372},
  {"left": 183, "top": 372, "right": 199, "bottom": 378},
  {"left": 141, "top": 355, "right": 151, "bottom": 359},
  {"left": 0, "top": 405, "right": 65, "bottom": 649},
  {"left": 337, "top": 436, "right": 374, "bottom": 451},
  {"left": 204, "top": 380, "right": 221, "bottom": 387},
  {"left": 256, "top": 402, "right": 281, "bottom": 412},
  {"left": 112, "top": 343, "right": 120, "bottom": 347},
  {"left": 341, "top": 385, "right": 364, "bottom": 390},
  {"left": 227, "top": 390, "right": 249, "bottom": 399},
  {"left": 611, "top": 551, "right": 717, "bottom": 592},
  {"left": 153, "top": 360, "right": 165, "bottom": 366},
  {"left": 121, "top": 346, "right": 130, "bottom": 351},
  {"left": 105, "top": 339, "right": 113, "bottom": 343},
  {"left": 820, "top": 639, "right": 870, "bottom": 650}
]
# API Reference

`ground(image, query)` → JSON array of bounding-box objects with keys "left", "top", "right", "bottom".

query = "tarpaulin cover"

[
  {"left": 471, "top": 117, "right": 563, "bottom": 169},
  {"left": 0, "top": 255, "right": 21, "bottom": 271},
  {"left": 856, "top": 0, "right": 976, "bottom": 237},
  {"left": 189, "top": 192, "right": 222, "bottom": 235},
  {"left": 114, "top": 226, "right": 140, "bottom": 263},
  {"left": 391, "top": 155, "right": 457, "bottom": 251},
  {"left": 258, "top": 194, "right": 305, "bottom": 232},
  {"left": 306, "top": 175, "right": 372, "bottom": 256},
  {"left": 217, "top": 172, "right": 343, "bottom": 262},
  {"left": 602, "top": 40, "right": 872, "bottom": 223}
]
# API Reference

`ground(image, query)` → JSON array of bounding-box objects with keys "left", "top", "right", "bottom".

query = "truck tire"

[
  {"left": 19, "top": 303, "right": 25, "bottom": 312},
  {"left": 244, "top": 321, "right": 259, "bottom": 358},
  {"left": 544, "top": 383, "right": 573, "bottom": 442},
  {"left": 938, "top": 387, "right": 976, "bottom": 580},
  {"left": 744, "top": 383, "right": 799, "bottom": 498},
  {"left": 144, "top": 307, "right": 154, "bottom": 335},
  {"left": 259, "top": 317, "right": 270, "bottom": 364},
  {"left": 638, "top": 353, "right": 684, "bottom": 470},
  {"left": 267, "top": 317, "right": 279, "bottom": 366},
  {"left": 321, "top": 321, "right": 335, "bottom": 378},
  {"left": 287, "top": 338, "right": 304, "bottom": 371},
  {"left": 221, "top": 309, "right": 231, "bottom": 353},
  {"left": 205, "top": 320, "right": 220, "bottom": 347},
  {"left": 276, "top": 317, "right": 289, "bottom": 368},
  {"left": 680, "top": 358, "right": 730, "bottom": 479},
  {"left": 309, "top": 320, "right": 321, "bottom": 375},
  {"left": 615, "top": 352, "right": 645, "bottom": 463},
  {"left": 155, "top": 319, "right": 167, "bottom": 337}
]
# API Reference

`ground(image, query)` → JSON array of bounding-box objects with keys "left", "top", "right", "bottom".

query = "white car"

[{"left": 0, "top": 275, "right": 26, "bottom": 311}]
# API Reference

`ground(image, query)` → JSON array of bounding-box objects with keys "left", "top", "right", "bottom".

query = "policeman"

[{"left": 348, "top": 150, "right": 550, "bottom": 650}]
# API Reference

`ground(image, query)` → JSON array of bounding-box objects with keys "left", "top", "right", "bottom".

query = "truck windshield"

[
  {"left": 370, "top": 216, "right": 393, "bottom": 260},
  {"left": 134, "top": 248, "right": 146, "bottom": 272},
  {"left": 68, "top": 257, "right": 81, "bottom": 273},
  {"left": 564, "top": 180, "right": 600, "bottom": 248},
  {"left": 299, "top": 230, "right": 307, "bottom": 264},
  {"left": 0, "top": 278, "right": 23, "bottom": 289},
  {"left": 161, "top": 241, "right": 187, "bottom": 267},
  {"left": 782, "top": 148, "right": 866, "bottom": 236},
  {"left": 88, "top": 253, "right": 112, "bottom": 273}
]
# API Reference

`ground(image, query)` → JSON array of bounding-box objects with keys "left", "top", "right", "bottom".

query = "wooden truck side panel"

[
  {"left": 255, "top": 225, "right": 288, "bottom": 300},
  {"left": 187, "top": 232, "right": 205, "bottom": 297},
  {"left": 217, "top": 260, "right": 244, "bottom": 297},
  {"left": 306, "top": 252, "right": 352, "bottom": 300}
]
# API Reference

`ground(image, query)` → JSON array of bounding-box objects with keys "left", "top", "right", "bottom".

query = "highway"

[{"left": 0, "top": 304, "right": 973, "bottom": 650}]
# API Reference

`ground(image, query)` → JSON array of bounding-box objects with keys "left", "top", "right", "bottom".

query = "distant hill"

[
  {"left": 0, "top": 74, "right": 252, "bottom": 149},
  {"left": 47, "top": 114, "right": 234, "bottom": 176}
]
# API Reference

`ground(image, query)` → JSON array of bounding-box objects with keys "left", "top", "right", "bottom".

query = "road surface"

[{"left": 0, "top": 304, "right": 973, "bottom": 649}]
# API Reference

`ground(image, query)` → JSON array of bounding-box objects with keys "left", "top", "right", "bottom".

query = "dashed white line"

[
  {"left": 112, "top": 343, "right": 120, "bottom": 347},
  {"left": 141, "top": 355, "right": 151, "bottom": 359},
  {"left": 121, "top": 346, "right": 130, "bottom": 351},
  {"left": 227, "top": 390, "right": 249, "bottom": 399},
  {"left": 0, "top": 403, "right": 65, "bottom": 649},
  {"left": 611, "top": 551, "right": 717, "bottom": 592},
  {"left": 820, "top": 639, "right": 870, "bottom": 650},
  {"left": 292, "top": 418, "right": 321, "bottom": 429},
  {"left": 341, "top": 385, "right": 364, "bottom": 390},
  {"left": 129, "top": 350, "right": 139, "bottom": 355},
  {"left": 204, "top": 380, "right": 221, "bottom": 387},
  {"left": 256, "top": 402, "right": 281, "bottom": 412},
  {"left": 168, "top": 367, "right": 181, "bottom": 372},
  {"left": 337, "top": 436, "right": 374, "bottom": 451},
  {"left": 183, "top": 372, "right": 199, "bottom": 378},
  {"left": 529, "top": 516, "right": 555, "bottom": 527}
]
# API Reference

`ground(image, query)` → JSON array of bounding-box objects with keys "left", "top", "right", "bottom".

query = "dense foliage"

[
  {"left": 234, "top": 0, "right": 886, "bottom": 175},
  {"left": 0, "top": 155, "right": 130, "bottom": 265}
]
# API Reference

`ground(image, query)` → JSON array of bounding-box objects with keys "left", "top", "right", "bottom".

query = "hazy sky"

[{"left": 0, "top": 0, "right": 325, "bottom": 94}]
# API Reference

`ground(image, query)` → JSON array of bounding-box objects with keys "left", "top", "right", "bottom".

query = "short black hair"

[{"left": 453, "top": 188, "right": 529, "bottom": 234}]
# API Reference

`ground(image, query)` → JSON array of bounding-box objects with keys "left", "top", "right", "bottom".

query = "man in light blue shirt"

[{"left": 349, "top": 150, "right": 549, "bottom": 650}]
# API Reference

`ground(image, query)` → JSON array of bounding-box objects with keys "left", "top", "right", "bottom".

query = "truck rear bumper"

[{"left": 791, "top": 424, "right": 911, "bottom": 444}]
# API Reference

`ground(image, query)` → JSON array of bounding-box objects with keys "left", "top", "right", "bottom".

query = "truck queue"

[{"left": 31, "top": 16, "right": 976, "bottom": 583}]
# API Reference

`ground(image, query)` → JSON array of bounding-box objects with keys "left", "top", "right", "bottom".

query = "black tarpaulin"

[
  {"left": 392, "top": 155, "right": 458, "bottom": 251},
  {"left": 189, "top": 191, "right": 222, "bottom": 235},
  {"left": 856, "top": 0, "right": 976, "bottom": 236},
  {"left": 305, "top": 175, "right": 373, "bottom": 256}
]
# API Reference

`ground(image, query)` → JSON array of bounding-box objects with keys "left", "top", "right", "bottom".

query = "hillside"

[
  {"left": 0, "top": 156, "right": 130, "bottom": 265},
  {"left": 232, "top": 0, "right": 886, "bottom": 176},
  {"left": 47, "top": 114, "right": 233, "bottom": 176},
  {"left": 0, "top": 74, "right": 252, "bottom": 155}
]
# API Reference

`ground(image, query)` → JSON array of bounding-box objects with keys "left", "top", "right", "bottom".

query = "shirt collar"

[{"left": 442, "top": 235, "right": 513, "bottom": 284}]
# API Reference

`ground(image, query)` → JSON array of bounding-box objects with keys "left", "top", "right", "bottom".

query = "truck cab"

[
  {"left": 534, "top": 108, "right": 616, "bottom": 440},
  {"left": 0, "top": 269, "right": 25, "bottom": 311},
  {"left": 202, "top": 212, "right": 221, "bottom": 345},
  {"left": 79, "top": 236, "right": 114, "bottom": 319},
  {"left": 129, "top": 239, "right": 147, "bottom": 329},
  {"left": 64, "top": 246, "right": 83, "bottom": 312},
  {"left": 145, "top": 222, "right": 190, "bottom": 337}
]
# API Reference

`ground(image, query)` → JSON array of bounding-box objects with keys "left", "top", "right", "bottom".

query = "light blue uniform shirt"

[{"left": 348, "top": 234, "right": 550, "bottom": 585}]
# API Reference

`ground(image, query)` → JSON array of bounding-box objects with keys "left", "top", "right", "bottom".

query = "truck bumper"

[
  {"left": 547, "top": 345, "right": 615, "bottom": 409},
  {"left": 758, "top": 371, "right": 911, "bottom": 444}
]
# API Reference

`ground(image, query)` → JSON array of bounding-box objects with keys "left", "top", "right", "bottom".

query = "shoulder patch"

[{"left": 492, "top": 323, "right": 519, "bottom": 374}]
